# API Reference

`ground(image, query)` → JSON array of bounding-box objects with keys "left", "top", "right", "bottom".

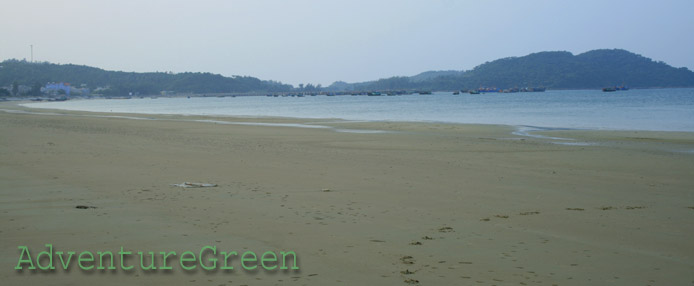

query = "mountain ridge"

[
  {"left": 2, "top": 49, "right": 693, "bottom": 96},
  {"left": 326, "top": 49, "right": 694, "bottom": 91},
  {"left": 0, "top": 60, "right": 293, "bottom": 95}
]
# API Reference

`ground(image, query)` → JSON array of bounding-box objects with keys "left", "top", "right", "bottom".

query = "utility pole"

[{"left": 30, "top": 45, "right": 33, "bottom": 62}]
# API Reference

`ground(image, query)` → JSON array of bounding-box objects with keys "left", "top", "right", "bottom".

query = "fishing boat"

[
  {"left": 521, "top": 87, "right": 546, "bottom": 92},
  {"left": 477, "top": 87, "right": 500, "bottom": 93}
]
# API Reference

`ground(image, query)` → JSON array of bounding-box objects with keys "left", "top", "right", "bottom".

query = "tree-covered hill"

[
  {"left": 327, "top": 49, "right": 694, "bottom": 91},
  {"left": 3, "top": 49, "right": 693, "bottom": 96},
  {"left": 0, "top": 60, "right": 293, "bottom": 95}
]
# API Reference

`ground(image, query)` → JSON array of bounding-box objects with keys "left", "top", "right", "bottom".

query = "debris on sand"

[
  {"left": 75, "top": 205, "right": 97, "bottom": 209},
  {"left": 519, "top": 211, "right": 540, "bottom": 215},
  {"left": 170, "top": 182, "right": 218, "bottom": 188},
  {"left": 400, "top": 256, "right": 415, "bottom": 265}
]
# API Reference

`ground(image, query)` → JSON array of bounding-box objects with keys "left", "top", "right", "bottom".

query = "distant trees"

[
  {"left": 31, "top": 82, "right": 43, "bottom": 96},
  {"left": 0, "top": 88, "right": 10, "bottom": 97},
  {"left": 296, "top": 83, "right": 321, "bottom": 92},
  {"left": 11, "top": 81, "right": 18, "bottom": 96}
]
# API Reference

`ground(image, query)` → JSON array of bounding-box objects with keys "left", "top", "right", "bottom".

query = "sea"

[{"left": 22, "top": 88, "right": 694, "bottom": 132}]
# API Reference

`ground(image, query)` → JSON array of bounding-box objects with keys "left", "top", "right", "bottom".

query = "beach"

[{"left": 1, "top": 102, "right": 693, "bottom": 285}]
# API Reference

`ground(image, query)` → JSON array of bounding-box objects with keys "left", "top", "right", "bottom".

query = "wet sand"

[{"left": 1, "top": 102, "right": 693, "bottom": 285}]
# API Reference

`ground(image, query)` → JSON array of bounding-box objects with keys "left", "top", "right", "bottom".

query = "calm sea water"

[{"left": 24, "top": 88, "right": 694, "bottom": 132}]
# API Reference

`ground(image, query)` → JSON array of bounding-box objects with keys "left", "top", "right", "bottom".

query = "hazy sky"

[{"left": 1, "top": 0, "right": 692, "bottom": 86}]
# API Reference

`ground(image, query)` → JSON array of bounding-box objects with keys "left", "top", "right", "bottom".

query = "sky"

[{"left": 1, "top": 0, "right": 693, "bottom": 86}]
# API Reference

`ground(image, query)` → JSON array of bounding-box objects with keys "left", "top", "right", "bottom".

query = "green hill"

[
  {"left": 327, "top": 49, "right": 694, "bottom": 91},
  {"left": 0, "top": 60, "right": 292, "bottom": 95},
  {"left": 3, "top": 49, "right": 693, "bottom": 96}
]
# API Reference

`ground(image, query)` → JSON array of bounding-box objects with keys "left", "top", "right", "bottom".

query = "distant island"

[{"left": 1, "top": 49, "right": 694, "bottom": 97}]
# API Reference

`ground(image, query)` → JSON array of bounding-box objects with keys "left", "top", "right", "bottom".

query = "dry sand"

[{"left": 1, "top": 102, "right": 693, "bottom": 285}]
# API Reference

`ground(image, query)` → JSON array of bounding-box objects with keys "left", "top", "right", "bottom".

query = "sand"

[{"left": 1, "top": 102, "right": 693, "bottom": 285}]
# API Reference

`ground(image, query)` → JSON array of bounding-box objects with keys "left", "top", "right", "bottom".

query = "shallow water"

[{"left": 23, "top": 88, "right": 694, "bottom": 132}]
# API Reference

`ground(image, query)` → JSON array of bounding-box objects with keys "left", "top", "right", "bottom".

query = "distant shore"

[{"left": 2, "top": 86, "right": 693, "bottom": 102}]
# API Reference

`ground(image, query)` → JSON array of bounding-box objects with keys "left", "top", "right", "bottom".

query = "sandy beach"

[{"left": 1, "top": 102, "right": 693, "bottom": 285}]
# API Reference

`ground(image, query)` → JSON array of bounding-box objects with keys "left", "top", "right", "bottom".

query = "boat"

[
  {"left": 521, "top": 87, "right": 546, "bottom": 92},
  {"left": 603, "top": 85, "right": 628, "bottom": 92},
  {"left": 503, "top": 88, "right": 520, "bottom": 93},
  {"left": 453, "top": 91, "right": 460, "bottom": 95},
  {"left": 469, "top": 90, "right": 480, "bottom": 94},
  {"left": 477, "top": 87, "right": 500, "bottom": 93}
]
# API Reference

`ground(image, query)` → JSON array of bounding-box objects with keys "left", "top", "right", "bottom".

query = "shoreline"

[
  {"left": 5, "top": 100, "right": 694, "bottom": 159},
  {"left": 15, "top": 89, "right": 694, "bottom": 133},
  {"left": 5, "top": 102, "right": 694, "bottom": 154},
  {"left": 1, "top": 100, "right": 693, "bottom": 285},
  {"left": 7, "top": 100, "right": 694, "bottom": 136}
]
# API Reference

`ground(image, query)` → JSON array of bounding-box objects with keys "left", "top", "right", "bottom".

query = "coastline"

[
  {"left": 1, "top": 102, "right": 693, "bottom": 285},
  {"left": 16, "top": 88, "right": 694, "bottom": 133},
  {"left": 6, "top": 100, "right": 694, "bottom": 148}
]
